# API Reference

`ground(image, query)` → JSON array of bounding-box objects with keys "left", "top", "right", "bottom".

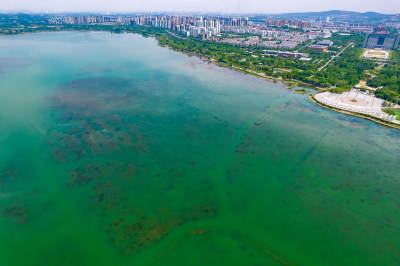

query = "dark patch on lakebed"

[
  {"left": 45, "top": 76, "right": 218, "bottom": 254},
  {"left": 0, "top": 57, "right": 32, "bottom": 73}
]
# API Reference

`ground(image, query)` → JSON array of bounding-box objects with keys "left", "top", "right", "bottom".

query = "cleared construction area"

[{"left": 362, "top": 49, "right": 390, "bottom": 60}]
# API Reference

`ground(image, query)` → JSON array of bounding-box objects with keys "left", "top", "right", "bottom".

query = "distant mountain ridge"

[
  {"left": 1, "top": 10, "right": 400, "bottom": 22},
  {"left": 269, "top": 10, "right": 400, "bottom": 19}
]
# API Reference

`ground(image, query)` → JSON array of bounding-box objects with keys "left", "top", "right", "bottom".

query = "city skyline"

[{"left": 1, "top": 0, "right": 400, "bottom": 15}]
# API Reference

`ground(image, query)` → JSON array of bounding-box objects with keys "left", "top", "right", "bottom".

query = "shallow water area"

[{"left": 0, "top": 31, "right": 400, "bottom": 265}]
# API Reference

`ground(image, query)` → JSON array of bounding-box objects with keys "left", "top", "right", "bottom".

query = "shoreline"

[
  {"left": 309, "top": 95, "right": 400, "bottom": 130},
  {"left": 161, "top": 40, "right": 399, "bottom": 130},
  {"left": 161, "top": 43, "right": 321, "bottom": 90}
]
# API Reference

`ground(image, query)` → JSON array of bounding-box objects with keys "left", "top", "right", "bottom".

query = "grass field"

[{"left": 383, "top": 108, "right": 400, "bottom": 120}]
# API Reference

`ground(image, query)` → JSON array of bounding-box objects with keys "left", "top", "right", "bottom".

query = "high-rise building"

[{"left": 215, "top": 20, "right": 221, "bottom": 34}]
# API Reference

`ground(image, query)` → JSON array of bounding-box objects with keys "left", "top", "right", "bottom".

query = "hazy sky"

[{"left": 0, "top": 0, "right": 399, "bottom": 14}]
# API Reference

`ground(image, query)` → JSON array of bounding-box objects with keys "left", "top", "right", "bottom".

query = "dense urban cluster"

[
  {"left": 49, "top": 15, "right": 227, "bottom": 38},
  {"left": 46, "top": 14, "right": 388, "bottom": 51}
]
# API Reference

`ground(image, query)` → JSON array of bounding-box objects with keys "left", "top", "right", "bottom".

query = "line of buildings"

[
  {"left": 48, "top": 15, "right": 253, "bottom": 38},
  {"left": 264, "top": 19, "right": 376, "bottom": 34},
  {"left": 219, "top": 35, "right": 308, "bottom": 50},
  {"left": 131, "top": 16, "right": 222, "bottom": 38},
  {"left": 265, "top": 19, "right": 311, "bottom": 29},
  {"left": 49, "top": 15, "right": 112, "bottom": 24}
]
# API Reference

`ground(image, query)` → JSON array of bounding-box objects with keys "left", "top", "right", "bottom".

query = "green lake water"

[{"left": 0, "top": 31, "right": 399, "bottom": 265}]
